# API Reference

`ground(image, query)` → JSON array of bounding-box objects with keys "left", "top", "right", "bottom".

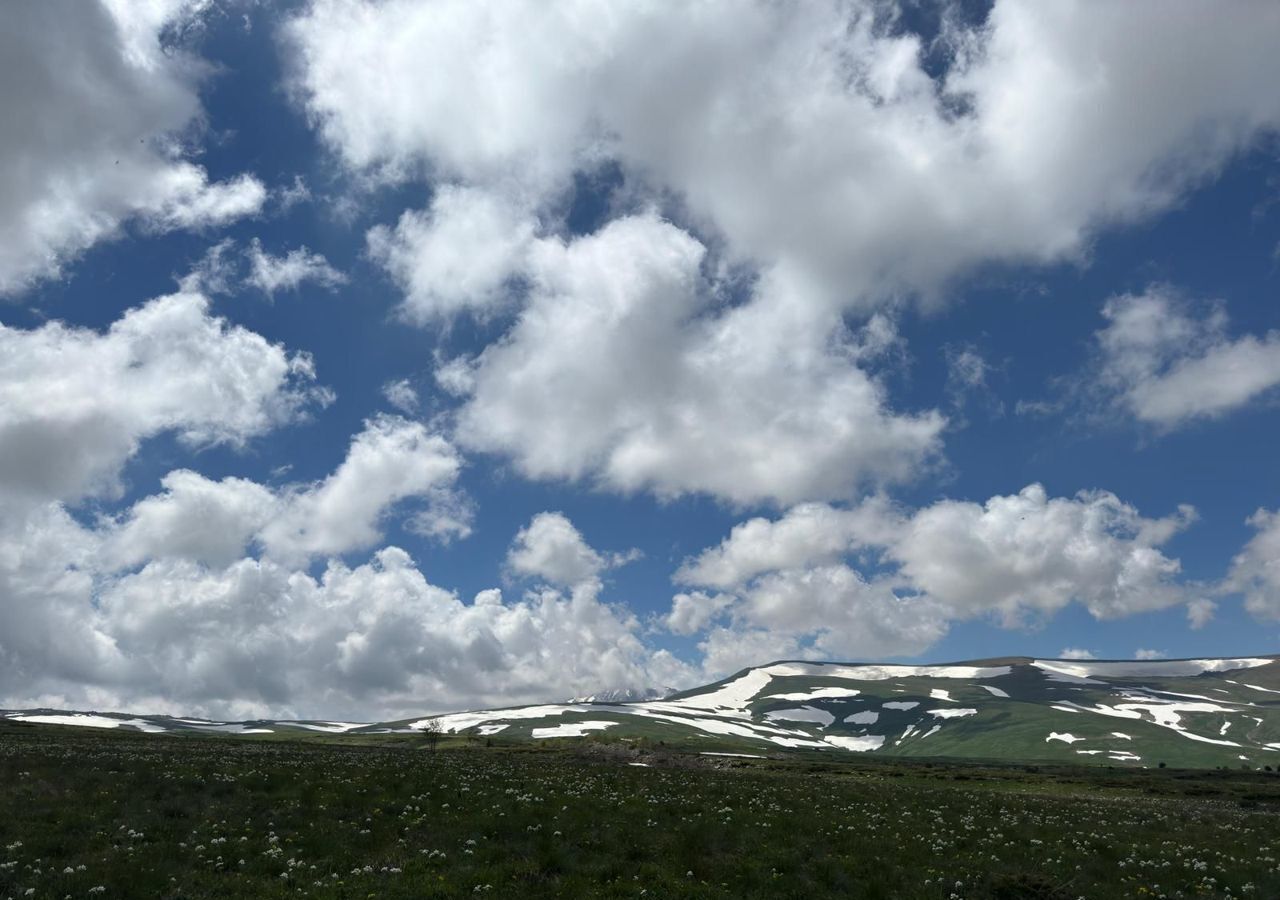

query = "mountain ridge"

[{"left": 6, "top": 654, "right": 1280, "bottom": 769}]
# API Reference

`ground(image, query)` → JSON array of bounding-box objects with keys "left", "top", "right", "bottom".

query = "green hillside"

[{"left": 6, "top": 656, "right": 1280, "bottom": 770}]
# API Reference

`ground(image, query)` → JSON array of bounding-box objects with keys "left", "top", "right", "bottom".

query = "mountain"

[
  {"left": 568, "top": 686, "right": 677, "bottom": 703},
  {"left": 406, "top": 655, "right": 1280, "bottom": 768},
  {"left": 5, "top": 656, "right": 1280, "bottom": 769}
]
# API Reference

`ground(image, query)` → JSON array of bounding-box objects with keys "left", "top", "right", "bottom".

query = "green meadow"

[{"left": 3, "top": 724, "right": 1280, "bottom": 899}]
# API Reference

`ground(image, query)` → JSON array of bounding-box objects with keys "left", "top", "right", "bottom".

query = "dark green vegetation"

[{"left": 4, "top": 724, "right": 1280, "bottom": 899}]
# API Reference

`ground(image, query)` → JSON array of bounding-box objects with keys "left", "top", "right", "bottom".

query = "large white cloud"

[
  {"left": 1090, "top": 288, "right": 1280, "bottom": 429},
  {"left": 0, "top": 502, "right": 689, "bottom": 719},
  {"left": 1224, "top": 509, "right": 1280, "bottom": 620},
  {"left": 0, "top": 286, "right": 689, "bottom": 717},
  {"left": 99, "top": 471, "right": 279, "bottom": 571},
  {"left": 0, "top": 288, "right": 560, "bottom": 717},
  {"left": 449, "top": 214, "right": 944, "bottom": 505},
  {"left": 0, "top": 1, "right": 268, "bottom": 295},
  {"left": 260, "top": 416, "right": 468, "bottom": 564},
  {"left": 93, "top": 415, "right": 470, "bottom": 572},
  {"left": 507, "top": 512, "right": 611, "bottom": 589},
  {"left": 0, "top": 290, "right": 326, "bottom": 508},
  {"left": 674, "top": 499, "right": 900, "bottom": 590},
  {"left": 892, "top": 485, "right": 1196, "bottom": 623},
  {"left": 0, "top": 285, "right": 322, "bottom": 709},
  {"left": 672, "top": 484, "right": 1203, "bottom": 674},
  {"left": 290, "top": 0, "right": 1280, "bottom": 307},
  {"left": 288, "top": 0, "right": 1280, "bottom": 505},
  {"left": 366, "top": 186, "right": 537, "bottom": 322}
]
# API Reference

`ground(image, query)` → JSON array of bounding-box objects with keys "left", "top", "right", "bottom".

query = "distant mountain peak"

[{"left": 567, "top": 686, "right": 677, "bottom": 704}]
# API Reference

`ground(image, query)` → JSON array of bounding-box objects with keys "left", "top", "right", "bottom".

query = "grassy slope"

[{"left": 4, "top": 724, "right": 1280, "bottom": 899}]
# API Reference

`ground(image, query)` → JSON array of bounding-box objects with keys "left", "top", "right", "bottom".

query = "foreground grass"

[{"left": 3, "top": 727, "right": 1280, "bottom": 898}]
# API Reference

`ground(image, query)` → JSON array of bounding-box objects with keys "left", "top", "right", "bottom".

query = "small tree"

[{"left": 421, "top": 718, "right": 444, "bottom": 754}]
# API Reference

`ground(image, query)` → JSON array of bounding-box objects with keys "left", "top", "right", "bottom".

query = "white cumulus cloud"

[
  {"left": 289, "top": 0, "right": 1280, "bottom": 308},
  {"left": 1224, "top": 509, "right": 1280, "bottom": 620},
  {"left": 0, "top": 290, "right": 327, "bottom": 508},
  {"left": 286, "top": 1, "right": 1280, "bottom": 506},
  {"left": 260, "top": 416, "right": 469, "bottom": 565},
  {"left": 0, "top": 1, "right": 267, "bottom": 295},
  {"left": 0, "top": 501, "right": 687, "bottom": 718},
  {"left": 1092, "top": 288, "right": 1280, "bottom": 429},
  {"left": 245, "top": 238, "right": 347, "bottom": 295},
  {"left": 450, "top": 214, "right": 944, "bottom": 505},
  {"left": 367, "top": 186, "right": 536, "bottom": 321},
  {"left": 671, "top": 484, "right": 1204, "bottom": 675}
]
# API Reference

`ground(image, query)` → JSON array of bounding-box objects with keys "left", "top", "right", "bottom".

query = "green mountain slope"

[
  {"left": 5, "top": 656, "right": 1280, "bottom": 768},
  {"left": 404, "top": 656, "right": 1280, "bottom": 768}
]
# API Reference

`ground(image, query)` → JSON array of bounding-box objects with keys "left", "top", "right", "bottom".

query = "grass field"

[{"left": 3, "top": 724, "right": 1280, "bottom": 899}]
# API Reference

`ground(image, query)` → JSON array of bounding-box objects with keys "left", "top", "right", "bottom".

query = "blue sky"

[{"left": 2, "top": 1, "right": 1279, "bottom": 719}]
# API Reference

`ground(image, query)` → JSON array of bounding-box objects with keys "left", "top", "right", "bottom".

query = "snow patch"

[
  {"left": 766, "top": 662, "right": 1011, "bottom": 681},
  {"left": 980, "top": 685, "right": 1010, "bottom": 698},
  {"left": 180, "top": 722, "right": 274, "bottom": 734},
  {"left": 764, "top": 706, "right": 835, "bottom": 726},
  {"left": 928, "top": 708, "right": 977, "bottom": 719},
  {"left": 1175, "top": 731, "right": 1242, "bottom": 748},
  {"left": 668, "top": 668, "right": 774, "bottom": 713},
  {"left": 1055, "top": 697, "right": 1246, "bottom": 747},
  {"left": 1240, "top": 682, "right": 1280, "bottom": 695},
  {"left": 882, "top": 701, "right": 919, "bottom": 711},
  {"left": 764, "top": 687, "right": 860, "bottom": 702},
  {"left": 929, "top": 688, "right": 954, "bottom": 702},
  {"left": 623, "top": 707, "right": 829, "bottom": 748},
  {"left": 417, "top": 705, "right": 588, "bottom": 733},
  {"left": 1047, "top": 732, "right": 1085, "bottom": 744},
  {"left": 1035, "top": 658, "right": 1272, "bottom": 684},
  {"left": 7, "top": 714, "right": 167, "bottom": 733},
  {"left": 844, "top": 710, "right": 880, "bottom": 725},
  {"left": 531, "top": 720, "right": 618, "bottom": 739},
  {"left": 824, "top": 735, "right": 885, "bottom": 752}
]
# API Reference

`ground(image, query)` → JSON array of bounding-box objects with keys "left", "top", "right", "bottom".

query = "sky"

[{"left": 1, "top": 0, "right": 1280, "bottom": 721}]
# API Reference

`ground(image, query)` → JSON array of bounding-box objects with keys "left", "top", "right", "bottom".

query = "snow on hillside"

[
  {"left": 5, "top": 656, "right": 1279, "bottom": 768},
  {"left": 7, "top": 713, "right": 167, "bottom": 733},
  {"left": 397, "top": 656, "right": 1280, "bottom": 764},
  {"left": 568, "top": 686, "right": 676, "bottom": 703},
  {"left": 1032, "top": 658, "right": 1272, "bottom": 683}
]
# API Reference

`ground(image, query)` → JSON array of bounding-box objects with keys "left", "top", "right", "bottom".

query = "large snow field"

[{"left": 6, "top": 714, "right": 166, "bottom": 733}]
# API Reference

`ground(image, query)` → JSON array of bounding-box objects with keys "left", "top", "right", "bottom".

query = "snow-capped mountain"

[
  {"left": 568, "top": 686, "right": 677, "bottom": 703},
  {"left": 6, "top": 656, "right": 1280, "bottom": 769},
  {"left": 408, "top": 655, "right": 1280, "bottom": 768}
]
